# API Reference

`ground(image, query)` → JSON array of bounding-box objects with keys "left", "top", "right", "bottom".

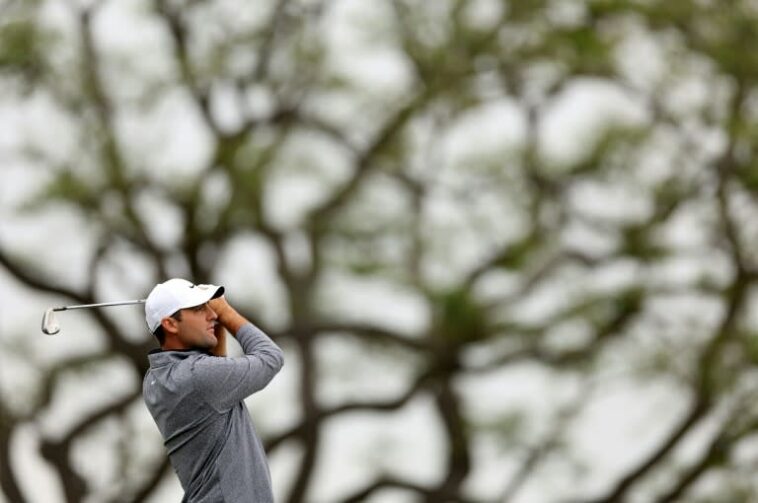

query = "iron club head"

[{"left": 41, "top": 308, "right": 60, "bottom": 335}]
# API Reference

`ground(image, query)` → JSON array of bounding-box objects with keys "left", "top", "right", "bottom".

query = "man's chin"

[{"left": 190, "top": 335, "right": 217, "bottom": 350}]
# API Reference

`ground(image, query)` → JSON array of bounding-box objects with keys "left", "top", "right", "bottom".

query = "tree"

[{"left": 2, "top": 0, "right": 758, "bottom": 501}]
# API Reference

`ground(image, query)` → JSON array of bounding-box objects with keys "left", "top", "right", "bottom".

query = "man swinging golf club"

[{"left": 142, "top": 278, "right": 284, "bottom": 502}]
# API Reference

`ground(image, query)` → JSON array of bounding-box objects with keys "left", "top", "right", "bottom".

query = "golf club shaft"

[
  {"left": 42, "top": 299, "right": 147, "bottom": 335},
  {"left": 53, "top": 300, "right": 146, "bottom": 312}
]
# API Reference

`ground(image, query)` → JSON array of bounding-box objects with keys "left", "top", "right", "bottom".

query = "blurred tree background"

[{"left": 2, "top": 0, "right": 758, "bottom": 501}]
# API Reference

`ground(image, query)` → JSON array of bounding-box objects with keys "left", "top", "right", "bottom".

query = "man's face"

[{"left": 174, "top": 303, "right": 219, "bottom": 350}]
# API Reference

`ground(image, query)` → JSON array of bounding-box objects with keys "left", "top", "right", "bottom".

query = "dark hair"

[{"left": 152, "top": 310, "right": 183, "bottom": 345}]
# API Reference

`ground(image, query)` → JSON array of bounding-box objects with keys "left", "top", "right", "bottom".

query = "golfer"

[{"left": 142, "top": 278, "right": 284, "bottom": 502}]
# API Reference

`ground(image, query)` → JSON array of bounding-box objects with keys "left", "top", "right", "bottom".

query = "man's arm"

[
  {"left": 193, "top": 297, "right": 284, "bottom": 411},
  {"left": 209, "top": 324, "right": 227, "bottom": 357}
]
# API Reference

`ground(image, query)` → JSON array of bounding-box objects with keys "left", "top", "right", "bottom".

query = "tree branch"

[
  {"left": 311, "top": 322, "right": 427, "bottom": 351},
  {"left": 337, "top": 475, "right": 431, "bottom": 503},
  {"left": 0, "top": 406, "right": 25, "bottom": 503},
  {"left": 266, "top": 371, "right": 429, "bottom": 453}
]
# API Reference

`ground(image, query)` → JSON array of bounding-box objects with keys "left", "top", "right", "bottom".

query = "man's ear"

[{"left": 160, "top": 316, "right": 179, "bottom": 335}]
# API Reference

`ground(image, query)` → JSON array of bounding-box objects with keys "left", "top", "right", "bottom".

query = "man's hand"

[
  {"left": 208, "top": 296, "right": 248, "bottom": 336},
  {"left": 208, "top": 296, "right": 231, "bottom": 320}
]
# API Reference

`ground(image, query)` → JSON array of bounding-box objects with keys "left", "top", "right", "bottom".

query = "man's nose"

[{"left": 207, "top": 305, "right": 218, "bottom": 320}]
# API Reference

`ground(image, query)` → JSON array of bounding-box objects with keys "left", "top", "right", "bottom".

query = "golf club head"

[{"left": 41, "top": 308, "right": 60, "bottom": 335}]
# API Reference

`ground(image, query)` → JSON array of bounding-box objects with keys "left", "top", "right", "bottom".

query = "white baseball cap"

[{"left": 145, "top": 278, "right": 225, "bottom": 332}]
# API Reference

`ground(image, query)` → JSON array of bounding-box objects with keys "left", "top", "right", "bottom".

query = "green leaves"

[
  {"left": 432, "top": 287, "right": 489, "bottom": 344},
  {"left": 22, "top": 169, "right": 102, "bottom": 213},
  {"left": 620, "top": 223, "right": 668, "bottom": 261},
  {"left": 0, "top": 18, "right": 50, "bottom": 86},
  {"left": 0, "top": 21, "right": 39, "bottom": 69}
]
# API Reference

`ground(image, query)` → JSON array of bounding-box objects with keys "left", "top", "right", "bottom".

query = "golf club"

[{"left": 41, "top": 300, "right": 146, "bottom": 335}]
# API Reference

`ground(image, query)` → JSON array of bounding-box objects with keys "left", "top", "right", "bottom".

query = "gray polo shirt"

[{"left": 143, "top": 323, "right": 284, "bottom": 502}]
